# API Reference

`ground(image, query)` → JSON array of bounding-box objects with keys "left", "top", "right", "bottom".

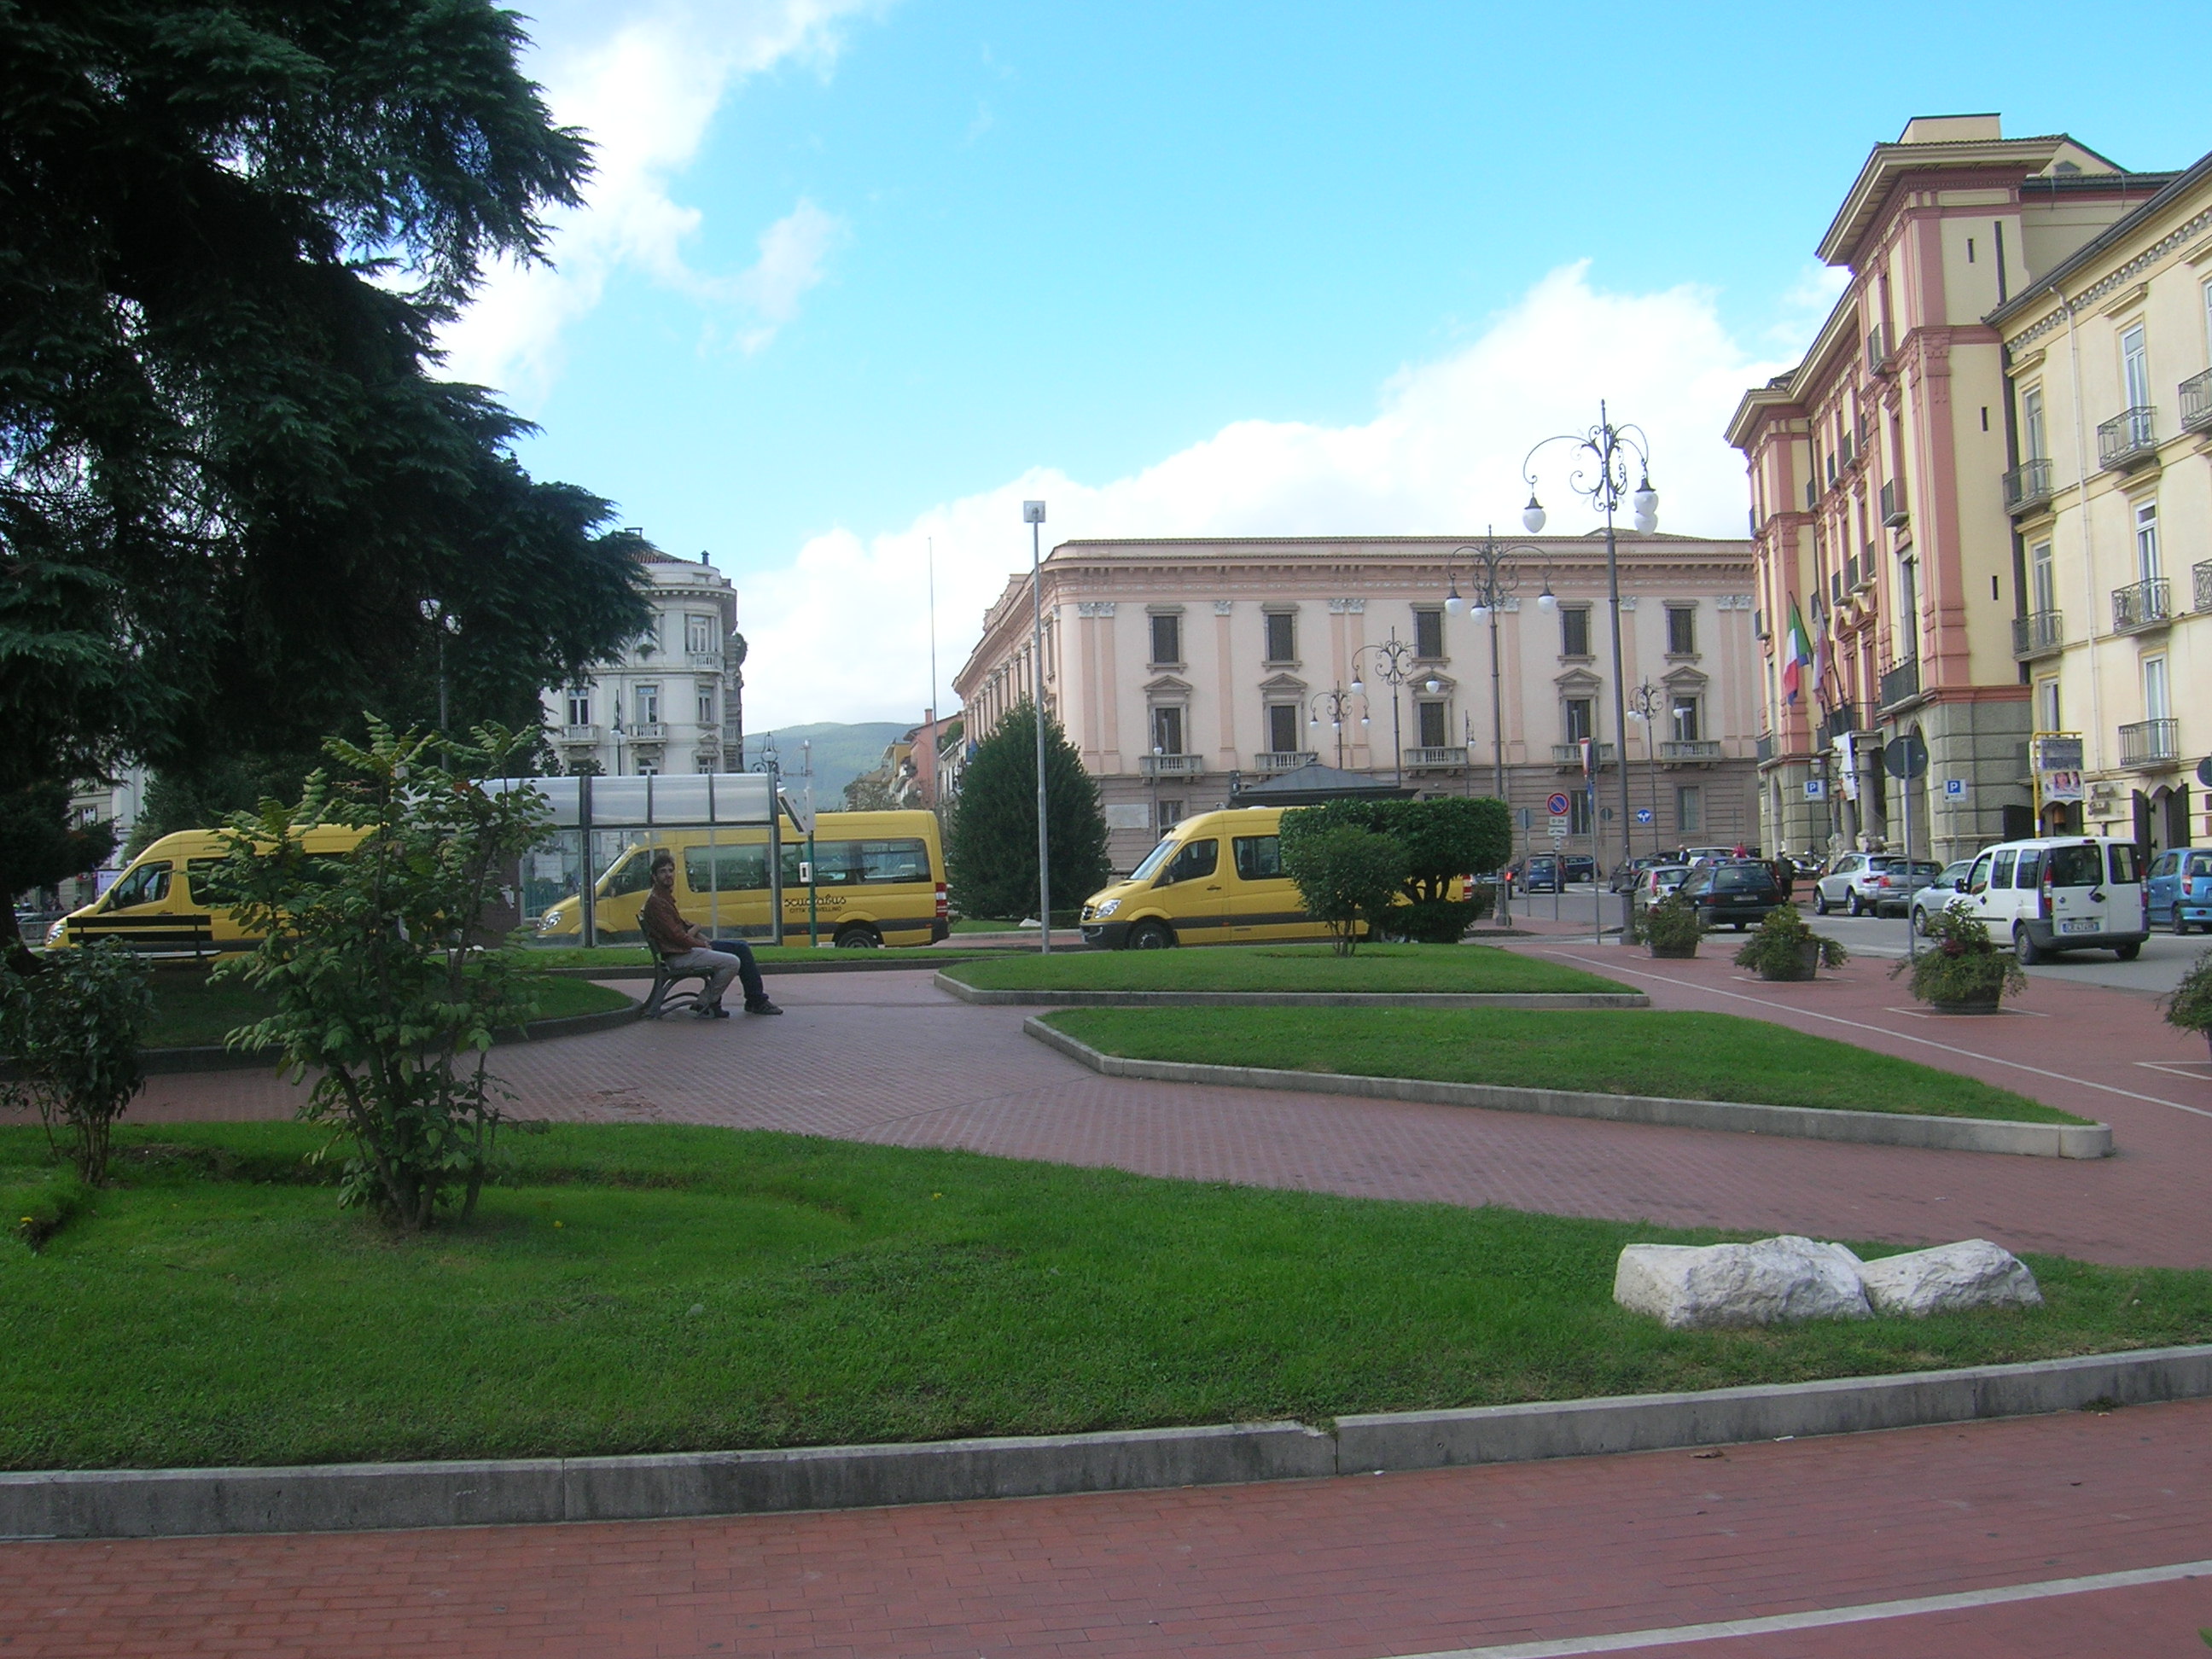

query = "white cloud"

[
  {"left": 738, "top": 263, "right": 1804, "bottom": 730},
  {"left": 437, "top": 0, "right": 876, "bottom": 401}
]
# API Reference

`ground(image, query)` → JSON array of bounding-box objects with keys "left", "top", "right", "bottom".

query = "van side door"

[
  {"left": 1227, "top": 832, "right": 1307, "bottom": 940},
  {"left": 1153, "top": 836, "right": 1229, "bottom": 939}
]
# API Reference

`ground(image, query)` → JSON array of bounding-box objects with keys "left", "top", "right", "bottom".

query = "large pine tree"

[{"left": 948, "top": 701, "right": 1111, "bottom": 922}]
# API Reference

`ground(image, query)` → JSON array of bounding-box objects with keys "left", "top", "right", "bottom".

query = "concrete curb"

[
  {"left": 131, "top": 998, "right": 645, "bottom": 1075},
  {"left": 4, "top": 1347, "right": 2202, "bottom": 1540},
  {"left": 547, "top": 953, "right": 1011, "bottom": 981},
  {"left": 1024, "top": 1019, "right": 2113, "bottom": 1160},
  {"left": 934, "top": 974, "right": 1646, "bottom": 1010}
]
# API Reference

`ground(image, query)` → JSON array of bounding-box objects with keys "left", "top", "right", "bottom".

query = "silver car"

[
  {"left": 1812, "top": 852, "right": 1897, "bottom": 917},
  {"left": 1909, "top": 859, "right": 1976, "bottom": 935}
]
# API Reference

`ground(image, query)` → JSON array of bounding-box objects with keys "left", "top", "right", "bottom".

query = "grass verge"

[
  {"left": 143, "top": 974, "right": 633, "bottom": 1051},
  {"left": 945, "top": 943, "right": 1627, "bottom": 995},
  {"left": 1042, "top": 1007, "right": 2087, "bottom": 1125},
  {"left": 1, "top": 1121, "right": 2183, "bottom": 1470},
  {"left": 520, "top": 943, "right": 1008, "bottom": 971}
]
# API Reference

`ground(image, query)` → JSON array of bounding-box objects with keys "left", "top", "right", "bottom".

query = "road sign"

[
  {"left": 1635, "top": 807, "right": 1654, "bottom": 824},
  {"left": 1804, "top": 778, "right": 1827, "bottom": 800},
  {"left": 1547, "top": 823, "right": 1568, "bottom": 841},
  {"left": 1516, "top": 807, "right": 1535, "bottom": 829},
  {"left": 1883, "top": 732, "right": 1929, "bottom": 780},
  {"left": 2198, "top": 755, "right": 2212, "bottom": 790},
  {"left": 1943, "top": 777, "right": 1967, "bottom": 800},
  {"left": 1546, "top": 793, "right": 1571, "bottom": 817}
]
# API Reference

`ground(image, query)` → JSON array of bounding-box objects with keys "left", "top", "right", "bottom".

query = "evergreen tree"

[{"left": 948, "top": 701, "right": 1110, "bottom": 922}]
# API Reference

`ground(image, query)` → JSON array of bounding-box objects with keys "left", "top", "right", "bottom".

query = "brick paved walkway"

[
  {"left": 90, "top": 949, "right": 2212, "bottom": 1267},
  {"left": 6, "top": 1400, "right": 2209, "bottom": 1657}
]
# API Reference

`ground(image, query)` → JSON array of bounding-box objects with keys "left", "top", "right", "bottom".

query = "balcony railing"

[
  {"left": 686, "top": 650, "right": 725, "bottom": 670},
  {"left": 2098, "top": 405, "right": 2158, "bottom": 470},
  {"left": 1755, "top": 731, "right": 1774, "bottom": 764},
  {"left": 1822, "top": 705, "right": 1860, "bottom": 741},
  {"left": 2118, "top": 718, "right": 2179, "bottom": 768},
  {"left": 2180, "top": 370, "right": 2212, "bottom": 434},
  {"left": 1141, "top": 753, "right": 1204, "bottom": 777},
  {"left": 1878, "top": 656, "right": 1922, "bottom": 709},
  {"left": 1880, "top": 478, "right": 1908, "bottom": 528},
  {"left": 2011, "top": 609, "right": 2064, "bottom": 659},
  {"left": 2111, "top": 577, "right": 2171, "bottom": 633},
  {"left": 1866, "top": 323, "right": 1894, "bottom": 375},
  {"left": 2197, "top": 560, "right": 2212, "bottom": 614},
  {"left": 1551, "top": 742, "right": 1616, "bottom": 767},
  {"left": 1657, "top": 740, "right": 1723, "bottom": 761},
  {"left": 628, "top": 722, "right": 665, "bottom": 742},
  {"left": 1403, "top": 746, "right": 1469, "bottom": 770},
  {"left": 559, "top": 724, "right": 602, "bottom": 745},
  {"left": 2003, "top": 457, "right": 2055, "bottom": 515},
  {"left": 1251, "top": 750, "right": 1318, "bottom": 773},
  {"left": 1844, "top": 555, "right": 1861, "bottom": 593}
]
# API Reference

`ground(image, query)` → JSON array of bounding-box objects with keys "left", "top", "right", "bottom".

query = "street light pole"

[
  {"left": 1626, "top": 678, "right": 1665, "bottom": 859},
  {"left": 1523, "top": 404, "right": 1659, "bottom": 934},
  {"left": 1022, "top": 500, "right": 1051, "bottom": 954},
  {"left": 1350, "top": 628, "right": 1435, "bottom": 789},
  {"left": 1442, "top": 528, "right": 1554, "bottom": 803},
  {"left": 420, "top": 598, "right": 461, "bottom": 731},
  {"left": 1307, "top": 687, "right": 1366, "bottom": 770}
]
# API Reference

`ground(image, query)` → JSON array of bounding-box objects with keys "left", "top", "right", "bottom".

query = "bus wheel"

[
  {"left": 834, "top": 923, "right": 882, "bottom": 949},
  {"left": 1127, "top": 921, "right": 1173, "bottom": 951}
]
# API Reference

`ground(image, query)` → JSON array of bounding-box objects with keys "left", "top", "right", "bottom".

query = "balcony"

[
  {"left": 2111, "top": 577, "right": 2171, "bottom": 634},
  {"left": 2011, "top": 609, "right": 2064, "bottom": 660},
  {"left": 1878, "top": 656, "right": 1922, "bottom": 710},
  {"left": 2197, "top": 560, "right": 2212, "bottom": 614},
  {"left": 1866, "top": 323, "right": 1895, "bottom": 375},
  {"left": 2098, "top": 405, "right": 2158, "bottom": 471},
  {"left": 1880, "top": 478, "right": 1908, "bottom": 529},
  {"left": 1404, "top": 746, "right": 1470, "bottom": 771},
  {"left": 1844, "top": 555, "right": 1861, "bottom": 593},
  {"left": 1822, "top": 705, "right": 1860, "bottom": 742},
  {"left": 2003, "top": 457, "right": 2055, "bottom": 515},
  {"left": 1251, "top": 750, "right": 1318, "bottom": 773},
  {"left": 1755, "top": 731, "right": 1774, "bottom": 764},
  {"left": 629, "top": 722, "right": 665, "bottom": 742},
  {"left": 1141, "top": 753, "right": 1204, "bottom": 777},
  {"left": 686, "top": 650, "right": 726, "bottom": 671},
  {"left": 1550, "top": 743, "right": 1616, "bottom": 768},
  {"left": 1658, "top": 740, "right": 1723, "bottom": 762},
  {"left": 558, "top": 724, "right": 602, "bottom": 747},
  {"left": 2181, "top": 370, "right": 2212, "bottom": 435},
  {"left": 2118, "top": 718, "right": 2180, "bottom": 769}
]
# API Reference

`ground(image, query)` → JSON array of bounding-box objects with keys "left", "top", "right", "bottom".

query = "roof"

[
  {"left": 1227, "top": 762, "right": 1415, "bottom": 806},
  {"left": 1817, "top": 129, "right": 2128, "bottom": 266},
  {"left": 1988, "top": 145, "right": 2212, "bottom": 335}
]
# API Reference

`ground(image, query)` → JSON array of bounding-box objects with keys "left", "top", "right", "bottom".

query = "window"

[
  {"left": 2014, "top": 850, "right": 2042, "bottom": 889},
  {"left": 2037, "top": 678, "right": 2062, "bottom": 731},
  {"left": 2203, "top": 278, "right": 2212, "bottom": 359},
  {"left": 1151, "top": 705, "right": 1185, "bottom": 755},
  {"left": 1150, "top": 612, "right": 1182, "bottom": 666},
  {"left": 635, "top": 684, "right": 661, "bottom": 726},
  {"left": 685, "top": 614, "right": 718, "bottom": 656},
  {"left": 1898, "top": 557, "right": 1918, "bottom": 647},
  {"left": 103, "top": 862, "right": 172, "bottom": 910},
  {"left": 1263, "top": 609, "right": 1296, "bottom": 662},
  {"left": 696, "top": 684, "right": 716, "bottom": 726},
  {"left": 1676, "top": 785, "right": 1703, "bottom": 834},
  {"left": 1160, "top": 838, "right": 1219, "bottom": 885},
  {"left": 1666, "top": 605, "right": 1697, "bottom": 655},
  {"left": 602, "top": 849, "right": 658, "bottom": 897},
  {"left": 2122, "top": 323, "right": 2151, "bottom": 409},
  {"left": 1232, "top": 835, "right": 1283, "bottom": 881},
  {"left": 1155, "top": 798, "right": 1184, "bottom": 832},
  {"left": 2030, "top": 540, "right": 2055, "bottom": 614},
  {"left": 2145, "top": 655, "right": 2170, "bottom": 722},
  {"left": 1266, "top": 703, "right": 1301, "bottom": 754},
  {"left": 684, "top": 845, "right": 769, "bottom": 893},
  {"left": 1417, "top": 701, "right": 1448, "bottom": 748},
  {"left": 566, "top": 687, "right": 591, "bottom": 727},
  {"left": 1569, "top": 791, "right": 1592, "bottom": 835},
  {"left": 2109, "top": 843, "right": 2144, "bottom": 885},
  {"left": 800, "top": 838, "right": 934, "bottom": 887},
  {"left": 2022, "top": 387, "right": 2046, "bottom": 461},
  {"left": 1563, "top": 697, "right": 1593, "bottom": 743},
  {"left": 2046, "top": 845, "right": 2101, "bottom": 887},
  {"left": 1671, "top": 697, "right": 1701, "bottom": 742},
  {"left": 1560, "top": 607, "right": 1592, "bottom": 657},
  {"left": 1413, "top": 608, "right": 1445, "bottom": 659},
  {"left": 2134, "top": 499, "right": 2161, "bottom": 582},
  {"left": 1992, "top": 850, "right": 2017, "bottom": 888}
]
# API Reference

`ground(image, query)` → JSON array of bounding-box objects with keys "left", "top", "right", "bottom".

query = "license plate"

[{"left": 2060, "top": 918, "right": 2098, "bottom": 934}]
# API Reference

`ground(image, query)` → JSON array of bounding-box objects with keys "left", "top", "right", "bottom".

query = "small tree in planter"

[
  {"left": 1280, "top": 826, "right": 1407, "bottom": 957},
  {"left": 1732, "top": 905, "right": 1847, "bottom": 981},
  {"left": 1894, "top": 901, "right": 2024, "bottom": 1013},
  {"left": 2163, "top": 946, "right": 2212, "bottom": 1060},
  {"left": 1643, "top": 893, "right": 1703, "bottom": 958},
  {"left": 0, "top": 940, "right": 154, "bottom": 1185}
]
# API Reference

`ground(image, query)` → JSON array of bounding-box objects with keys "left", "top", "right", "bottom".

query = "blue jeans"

[{"left": 706, "top": 938, "right": 771, "bottom": 1007}]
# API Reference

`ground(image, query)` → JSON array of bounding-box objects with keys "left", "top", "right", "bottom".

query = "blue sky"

[{"left": 439, "top": 1, "right": 2210, "bottom": 728}]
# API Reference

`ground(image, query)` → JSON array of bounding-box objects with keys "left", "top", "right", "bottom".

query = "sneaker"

[
  {"left": 692, "top": 1003, "right": 731, "bottom": 1020},
  {"left": 744, "top": 998, "right": 784, "bottom": 1016}
]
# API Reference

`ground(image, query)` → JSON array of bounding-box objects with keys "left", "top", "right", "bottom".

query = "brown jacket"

[{"left": 640, "top": 888, "right": 701, "bottom": 957}]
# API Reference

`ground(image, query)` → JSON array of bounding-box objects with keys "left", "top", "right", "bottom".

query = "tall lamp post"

[
  {"left": 1307, "top": 687, "right": 1368, "bottom": 769},
  {"left": 1022, "top": 500, "right": 1052, "bottom": 953},
  {"left": 1523, "top": 404, "right": 1658, "bottom": 926},
  {"left": 1625, "top": 679, "right": 1667, "bottom": 859},
  {"left": 420, "top": 599, "right": 461, "bottom": 731},
  {"left": 1441, "top": 528, "right": 1554, "bottom": 802},
  {"left": 1351, "top": 628, "right": 1438, "bottom": 789}
]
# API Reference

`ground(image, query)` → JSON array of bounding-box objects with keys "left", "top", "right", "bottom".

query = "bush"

[
  {"left": 1379, "top": 898, "right": 1487, "bottom": 943},
  {"left": 0, "top": 941, "right": 154, "bottom": 1184},
  {"left": 1279, "top": 796, "right": 1511, "bottom": 931},
  {"left": 1894, "top": 902, "right": 2025, "bottom": 1007},
  {"left": 946, "top": 701, "right": 1111, "bottom": 921},
  {"left": 2163, "top": 946, "right": 2212, "bottom": 1053},
  {"left": 1280, "top": 826, "right": 1407, "bottom": 956},
  {"left": 1732, "top": 905, "right": 1846, "bottom": 978},
  {"left": 212, "top": 720, "right": 552, "bottom": 1229},
  {"left": 1642, "top": 893, "right": 1703, "bottom": 955}
]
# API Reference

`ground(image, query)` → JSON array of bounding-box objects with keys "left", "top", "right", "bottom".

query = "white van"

[{"left": 1936, "top": 836, "right": 2148, "bottom": 963}]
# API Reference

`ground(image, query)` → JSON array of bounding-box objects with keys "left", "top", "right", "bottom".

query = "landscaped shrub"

[
  {"left": 1280, "top": 826, "right": 1407, "bottom": 956},
  {"left": 1281, "top": 795, "right": 1511, "bottom": 940},
  {"left": 1642, "top": 893, "right": 1703, "bottom": 957},
  {"left": 0, "top": 940, "right": 153, "bottom": 1185},
  {"left": 1895, "top": 902, "right": 2024, "bottom": 1010},
  {"left": 2163, "top": 946, "right": 2212, "bottom": 1057},
  {"left": 1732, "top": 905, "right": 1846, "bottom": 980}
]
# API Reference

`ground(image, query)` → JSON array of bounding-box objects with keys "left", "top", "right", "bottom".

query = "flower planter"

[
  {"left": 1648, "top": 943, "right": 1698, "bottom": 959},
  {"left": 1757, "top": 939, "right": 1823, "bottom": 982},
  {"left": 1928, "top": 991, "right": 2003, "bottom": 1015}
]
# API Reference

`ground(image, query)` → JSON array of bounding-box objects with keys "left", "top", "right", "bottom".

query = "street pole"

[{"left": 1024, "top": 500, "right": 1051, "bottom": 953}]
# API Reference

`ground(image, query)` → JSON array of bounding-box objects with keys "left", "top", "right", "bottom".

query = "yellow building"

[{"left": 1991, "top": 148, "right": 2212, "bottom": 853}]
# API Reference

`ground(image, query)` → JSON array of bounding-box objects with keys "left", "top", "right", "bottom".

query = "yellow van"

[
  {"left": 1078, "top": 806, "right": 1341, "bottom": 950},
  {"left": 50, "top": 826, "right": 370, "bottom": 955},
  {"left": 533, "top": 808, "right": 948, "bottom": 949}
]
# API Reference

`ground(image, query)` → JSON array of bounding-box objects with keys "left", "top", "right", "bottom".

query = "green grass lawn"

[
  {"left": 521, "top": 943, "right": 1008, "bottom": 971},
  {"left": 0, "top": 1121, "right": 2194, "bottom": 1470},
  {"left": 143, "top": 973, "right": 633, "bottom": 1050},
  {"left": 946, "top": 943, "right": 1627, "bottom": 995},
  {"left": 1043, "top": 1007, "right": 2087, "bottom": 1125}
]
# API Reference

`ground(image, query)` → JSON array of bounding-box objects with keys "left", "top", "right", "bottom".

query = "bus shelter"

[{"left": 520, "top": 772, "right": 808, "bottom": 949}]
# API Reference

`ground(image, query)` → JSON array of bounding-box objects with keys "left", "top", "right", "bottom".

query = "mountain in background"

[{"left": 748, "top": 720, "right": 911, "bottom": 807}]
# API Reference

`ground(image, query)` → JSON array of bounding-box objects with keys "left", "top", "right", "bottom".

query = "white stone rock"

[
  {"left": 1855, "top": 1239, "right": 2042, "bottom": 1318},
  {"left": 1614, "top": 1236, "right": 1871, "bottom": 1330}
]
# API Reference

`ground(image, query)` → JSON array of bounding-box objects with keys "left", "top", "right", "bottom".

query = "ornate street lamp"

[
  {"left": 1523, "top": 403, "right": 1658, "bottom": 910},
  {"left": 1442, "top": 529, "right": 1554, "bottom": 803},
  {"left": 1307, "top": 687, "right": 1370, "bottom": 770},
  {"left": 1351, "top": 627, "right": 1440, "bottom": 788},
  {"left": 1624, "top": 678, "right": 1667, "bottom": 859},
  {"left": 1022, "top": 499, "right": 1052, "bottom": 953}
]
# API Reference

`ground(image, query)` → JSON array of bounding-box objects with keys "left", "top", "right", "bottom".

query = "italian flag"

[{"left": 1781, "top": 602, "right": 1813, "bottom": 703}]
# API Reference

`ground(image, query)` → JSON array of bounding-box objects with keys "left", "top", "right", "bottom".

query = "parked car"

[
  {"left": 1610, "top": 856, "right": 1663, "bottom": 894},
  {"left": 2147, "top": 847, "right": 2212, "bottom": 934},
  {"left": 1675, "top": 860, "right": 1786, "bottom": 931},
  {"left": 1947, "top": 836, "right": 2148, "bottom": 963},
  {"left": 1869, "top": 859, "right": 1945, "bottom": 917},
  {"left": 1563, "top": 854, "right": 1596, "bottom": 885},
  {"left": 1908, "top": 860, "right": 1976, "bottom": 935},
  {"left": 1516, "top": 853, "right": 1563, "bottom": 894},
  {"left": 1812, "top": 852, "right": 1897, "bottom": 917}
]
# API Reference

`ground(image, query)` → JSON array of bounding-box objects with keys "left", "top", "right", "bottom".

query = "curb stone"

[
  {"left": 120, "top": 998, "right": 644, "bottom": 1077},
  {"left": 1024, "top": 1019, "right": 2113, "bottom": 1160},
  {"left": 934, "top": 974, "right": 1647, "bottom": 1010},
  {"left": 3, "top": 1347, "right": 2203, "bottom": 1540}
]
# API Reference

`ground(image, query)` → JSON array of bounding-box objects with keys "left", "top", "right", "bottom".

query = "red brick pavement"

[
  {"left": 80, "top": 952, "right": 2212, "bottom": 1267},
  {"left": 5, "top": 1399, "right": 2209, "bottom": 1657}
]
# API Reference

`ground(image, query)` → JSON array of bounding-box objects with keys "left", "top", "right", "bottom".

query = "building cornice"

[{"left": 1993, "top": 150, "right": 2212, "bottom": 349}]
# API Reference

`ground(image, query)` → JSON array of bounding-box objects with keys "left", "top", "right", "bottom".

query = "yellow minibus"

[{"left": 49, "top": 826, "right": 370, "bottom": 954}]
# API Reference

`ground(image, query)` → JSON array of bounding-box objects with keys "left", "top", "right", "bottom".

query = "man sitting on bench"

[{"left": 639, "top": 850, "right": 783, "bottom": 1018}]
